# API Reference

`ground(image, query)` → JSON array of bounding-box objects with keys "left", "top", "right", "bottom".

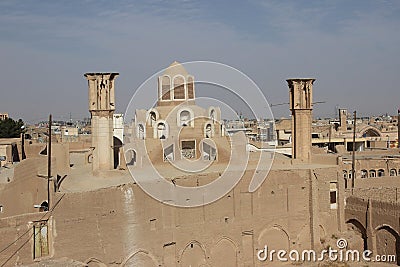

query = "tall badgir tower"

[
  {"left": 287, "top": 78, "right": 315, "bottom": 162},
  {"left": 85, "top": 72, "right": 119, "bottom": 171}
]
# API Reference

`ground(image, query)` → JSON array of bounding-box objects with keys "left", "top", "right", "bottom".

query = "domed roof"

[{"left": 162, "top": 61, "right": 189, "bottom": 77}]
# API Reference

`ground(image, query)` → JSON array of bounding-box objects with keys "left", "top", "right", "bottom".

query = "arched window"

[
  {"left": 161, "top": 75, "right": 171, "bottom": 100},
  {"left": 187, "top": 76, "right": 194, "bottom": 99},
  {"left": 125, "top": 149, "right": 137, "bottom": 166},
  {"left": 378, "top": 169, "right": 385, "bottom": 177},
  {"left": 157, "top": 122, "right": 168, "bottom": 139},
  {"left": 361, "top": 170, "right": 368, "bottom": 178},
  {"left": 210, "top": 109, "right": 216, "bottom": 123},
  {"left": 205, "top": 124, "right": 213, "bottom": 138},
  {"left": 148, "top": 111, "right": 157, "bottom": 127},
  {"left": 173, "top": 76, "right": 185, "bottom": 99},
  {"left": 343, "top": 170, "right": 348, "bottom": 178},
  {"left": 138, "top": 124, "right": 145, "bottom": 139},
  {"left": 180, "top": 110, "right": 191, "bottom": 126},
  {"left": 390, "top": 169, "right": 397, "bottom": 176},
  {"left": 369, "top": 170, "right": 376, "bottom": 178}
]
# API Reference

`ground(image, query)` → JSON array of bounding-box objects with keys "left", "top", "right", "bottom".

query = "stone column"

[
  {"left": 286, "top": 78, "right": 315, "bottom": 162},
  {"left": 84, "top": 73, "right": 119, "bottom": 172}
]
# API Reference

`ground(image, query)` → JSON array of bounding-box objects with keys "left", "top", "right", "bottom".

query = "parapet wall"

[{"left": 0, "top": 165, "right": 343, "bottom": 266}]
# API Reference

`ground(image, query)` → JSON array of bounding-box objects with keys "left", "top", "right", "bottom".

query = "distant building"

[{"left": 0, "top": 113, "right": 9, "bottom": 121}]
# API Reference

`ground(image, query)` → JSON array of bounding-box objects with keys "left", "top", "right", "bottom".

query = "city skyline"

[{"left": 0, "top": 0, "right": 399, "bottom": 122}]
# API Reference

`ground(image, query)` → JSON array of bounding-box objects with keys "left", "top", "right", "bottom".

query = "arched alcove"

[
  {"left": 210, "top": 237, "right": 237, "bottom": 266},
  {"left": 113, "top": 137, "right": 123, "bottom": 169},
  {"left": 258, "top": 225, "right": 290, "bottom": 252},
  {"left": 146, "top": 109, "right": 159, "bottom": 127},
  {"left": 375, "top": 225, "right": 400, "bottom": 265},
  {"left": 122, "top": 250, "right": 159, "bottom": 267},
  {"left": 204, "top": 123, "right": 213, "bottom": 138},
  {"left": 177, "top": 109, "right": 194, "bottom": 127},
  {"left": 125, "top": 149, "right": 137, "bottom": 166},
  {"left": 156, "top": 121, "right": 168, "bottom": 139},
  {"left": 137, "top": 123, "right": 145, "bottom": 139},
  {"left": 179, "top": 241, "right": 208, "bottom": 267},
  {"left": 346, "top": 219, "right": 367, "bottom": 251}
]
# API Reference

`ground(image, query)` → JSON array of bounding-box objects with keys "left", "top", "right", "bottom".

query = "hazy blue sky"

[{"left": 0, "top": 0, "right": 399, "bottom": 122}]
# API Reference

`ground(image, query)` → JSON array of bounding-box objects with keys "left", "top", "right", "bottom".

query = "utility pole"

[
  {"left": 351, "top": 111, "right": 357, "bottom": 190},
  {"left": 398, "top": 109, "right": 400, "bottom": 149},
  {"left": 47, "top": 114, "right": 52, "bottom": 210},
  {"left": 21, "top": 125, "right": 26, "bottom": 160},
  {"left": 328, "top": 124, "right": 332, "bottom": 151}
]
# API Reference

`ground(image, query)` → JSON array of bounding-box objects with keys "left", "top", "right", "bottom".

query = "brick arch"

[
  {"left": 258, "top": 224, "right": 290, "bottom": 251},
  {"left": 346, "top": 219, "right": 368, "bottom": 250},
  {"left": 210, "top": 236, "right": 238, "bottom": 266},
  {"left": 375, "top": 224, "right": 400, "bottom": 237},
  {"left": 84, "top": 257, "right": 107, "bottom": 267},
  {"left": 179, "top": 240, "right": 208, "bottom": 267},
  {"left": 121, "top": 249, "right": 160, "bottom": 267},
  {"left": 375, "top": 224, "right": 400, "bottom": 265},
  {"left": 359, "top": 126, "right": 382, "bottom": 137}
]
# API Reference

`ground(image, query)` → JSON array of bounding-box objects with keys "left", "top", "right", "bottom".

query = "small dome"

[{"left": 163, "top": 61, "right": 189, "bottom": 77}]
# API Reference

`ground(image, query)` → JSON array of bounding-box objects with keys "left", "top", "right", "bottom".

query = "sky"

[{"left": 0, "top": 0, "right": 399, "bottom": 123}]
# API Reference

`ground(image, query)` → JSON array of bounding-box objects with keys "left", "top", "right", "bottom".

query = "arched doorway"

[
  {"left": 346, "top": 219, "right": 367, "bottom": 251},
  {"left": 113, "top": 137, "right": 123, "bottom": 169},
  {"left": 375, "top": 225, "right": 400, "bottom": 265}
]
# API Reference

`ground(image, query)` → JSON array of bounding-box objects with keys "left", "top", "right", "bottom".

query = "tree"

[{"left": 0, "top": 118, "right": 25, "bottom": 138}]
